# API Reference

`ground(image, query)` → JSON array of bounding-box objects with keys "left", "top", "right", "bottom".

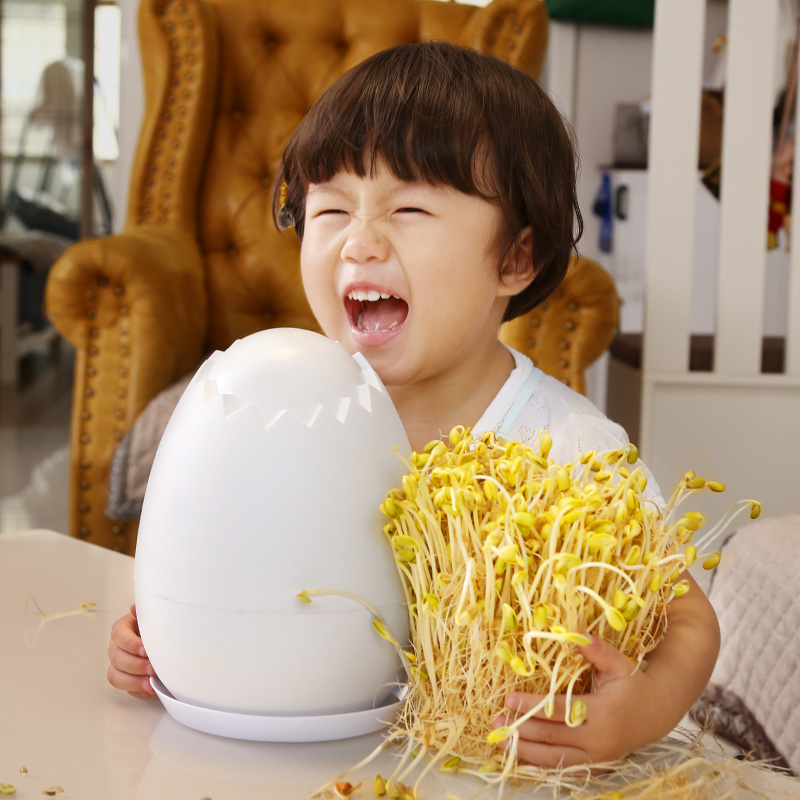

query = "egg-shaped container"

[{"left": 134, "top": 328, "right": 411, "bottom": 720}]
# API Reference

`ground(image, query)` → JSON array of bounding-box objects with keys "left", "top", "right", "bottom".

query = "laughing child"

[{"left": 107, "top": 41, "right": 720, "bottom": 768}]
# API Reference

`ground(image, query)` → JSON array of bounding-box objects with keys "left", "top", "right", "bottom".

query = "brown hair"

[{"left": 273, "top": 40, "right": 582, "bottom": 322}]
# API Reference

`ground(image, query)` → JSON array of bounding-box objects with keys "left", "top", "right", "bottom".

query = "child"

[{"left": 108, "top": 41, "right": 720, "bottom": 768}]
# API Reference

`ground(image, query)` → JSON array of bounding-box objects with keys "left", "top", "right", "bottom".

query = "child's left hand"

[{"left": 492, "top": 635, "right": 680, "bottom": 768}]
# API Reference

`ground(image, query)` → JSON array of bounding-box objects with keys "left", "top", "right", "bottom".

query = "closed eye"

[{"left": 395, "top": 207, "right": 428, "bottom": 214}]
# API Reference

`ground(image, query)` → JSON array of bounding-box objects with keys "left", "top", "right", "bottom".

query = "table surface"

[{"left": 2, "top": 531, "right": 798, "bottom": 800}]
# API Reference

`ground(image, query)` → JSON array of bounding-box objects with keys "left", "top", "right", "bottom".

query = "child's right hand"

[{"left": 107, "top": 604, "right": 156, "bottom": 698}]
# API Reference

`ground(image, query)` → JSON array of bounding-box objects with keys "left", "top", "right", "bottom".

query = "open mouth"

[{"left": 345, "top": 288, "right": 409, "bottom": 334}]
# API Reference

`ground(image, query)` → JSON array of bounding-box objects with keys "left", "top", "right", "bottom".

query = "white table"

[
  {"left": 0, "top": 530, "right": 515, "bottom": 800},
  {"left": 2, "top": 531, "right": 798, "bottom": 800}
]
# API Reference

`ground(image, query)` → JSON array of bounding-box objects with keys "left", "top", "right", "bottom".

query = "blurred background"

[{"left": 0, "top": 0, "right": 793, "bottom": 543}]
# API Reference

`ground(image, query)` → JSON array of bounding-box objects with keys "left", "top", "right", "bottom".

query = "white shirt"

[{"left": 473, "top": 347, "right": 663, "bottom": 500}]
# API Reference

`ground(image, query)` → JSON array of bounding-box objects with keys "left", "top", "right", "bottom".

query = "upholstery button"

[
  {"left": 86, "top": 367, "right": 96, "bottom": 377},
  {"left": 530, "top": 317, "right": 541, "bottom": 328},
  {"left": 553, "top": 289, "right": 563, "bottom": 300},
  {"left": 506, "top": 41, "right": 516, "bottom": 51},
  {"left": 113, "top": 285, "right": 124, "bottom": 296},
  {"left": 80, "top": 461, "right": 92, "bottom": 470},
  {"left": 564, "top": 320, "right": 575, "bottom": 331},
  {"left": 97, "top": 276, "right": 109, "bottom": 287},
  {"left": 560, "top": 340, "right": 570, "bottom": 350},
  {"left": 80, "top": 480, "right": 91, "bottom": 491},
  {"left": 78, "top": 528, "right": 90, "bottom": 539},
  {"left": 112, "top": 525, "right": 123, "bottom": 536},
  {"left": 527, "top": 338, "right": 536, "bottom": 348},
  {"left": 493, "top": 19, "right": 502, "bottom": 30},
  {"left": 79, "top": 503, "right": 90, "bottom": 513},
  {"left": 80, "top": 434, "right": 91, "bottom": 445},
  {"left": 116, "top": 389, "right": 127, "bottom": 399},
  {"left": 84, "top": 388, "right": 94, "bottom": 398},
  {"left": 114, "top": 431, "right": 124, "bottom": 442},
  {"left": 567, "top": 301, "right": 579, "bottom": 311},
  {"left": 559, "top": 359, "right": 569, "bottom": 368},
  {"left": 81, "top": 411, "right": 91, "bottom": 421}
]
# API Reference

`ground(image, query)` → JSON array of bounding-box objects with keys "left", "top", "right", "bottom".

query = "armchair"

[{"left": 46, "top": 0, "right": 617, "bottom": 554}]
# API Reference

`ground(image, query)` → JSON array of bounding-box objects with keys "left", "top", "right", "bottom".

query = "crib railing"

[{"left": 642, "top": 0, "right": 800, "bottom": 520}]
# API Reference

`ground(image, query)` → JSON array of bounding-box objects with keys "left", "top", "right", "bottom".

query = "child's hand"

[
  {"left": 492, "top": 635, "right": 680, "bottom": 768},
  {"left": 107, "top": 604, "right": 156, "bottom": 699}
]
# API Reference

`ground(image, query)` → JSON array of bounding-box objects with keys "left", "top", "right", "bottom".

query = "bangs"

[{"left": 279, "top": 43, "right": 501, "bottom": 236}]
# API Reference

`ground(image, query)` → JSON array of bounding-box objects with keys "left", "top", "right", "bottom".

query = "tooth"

[
  {"left": 380, "top": 292, "right": 390, "bottom": 299},
  {"left": 367, "top": 290, "right": 380, "bottom": 302}
]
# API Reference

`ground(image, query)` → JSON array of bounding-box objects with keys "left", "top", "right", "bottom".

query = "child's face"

[{"left": 300, "top": 161, "right": 518, "bottom": 391}]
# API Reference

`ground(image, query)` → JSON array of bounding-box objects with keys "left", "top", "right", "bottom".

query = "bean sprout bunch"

[{"left": 376, "top": 426, "right": 760, "bottom": 792}]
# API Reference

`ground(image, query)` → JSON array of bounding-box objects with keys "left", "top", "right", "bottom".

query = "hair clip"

[{"left": 277, "top": 179, "right": 294, "bottom": 230}]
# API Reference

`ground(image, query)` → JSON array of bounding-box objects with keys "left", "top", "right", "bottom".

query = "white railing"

[{"left": 642, "top": 0, "right": 800, "bottom": 520}]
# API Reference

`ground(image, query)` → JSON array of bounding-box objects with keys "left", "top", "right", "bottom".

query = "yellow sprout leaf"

[
  {"left": 569, "top": 700, "right": 587, "bottom": 727},
  {"left": 703, "top": 552, "right": 721, "bottom": 570},
  {"left": 502, "top": 603, "right": 519, "bottom": 631},
  {"left": 372, "top": 618, "right": 399, "bottom": 646},
  {"left": 673, "top": 579, "right": 691, "bottom": 597},
  {"left": 486, "top": 726, "right": 512, "bottom": 744},
  {"left": 604, "top": 606, "right": 627, "bottom": 632},
  {"left": 440, "top": 756, "right": 462, "bottom": 772}
]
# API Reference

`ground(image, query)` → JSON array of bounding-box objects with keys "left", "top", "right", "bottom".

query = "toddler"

[{"left": 108, "top": 40, "right": 719, "bottom": 768}]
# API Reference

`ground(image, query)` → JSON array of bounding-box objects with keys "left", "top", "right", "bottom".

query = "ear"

[{"left": 497, "top": 227, "right": 535, "bottom": 298}]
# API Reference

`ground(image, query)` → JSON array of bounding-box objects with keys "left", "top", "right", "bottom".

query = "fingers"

[
  {"left": 576, "top": 635, "right": 636, "bottom": 683},
  {"left": 492, "top": 714, "right": 589, "bottom": 768},
  {"left": 514, "top": 739, "right": 589, "bottom": 769},
  {"left": 108, "top": 610, "right": 155, "bottom": 698},
  {"left": 107, "top": 663, "right": 155, "bottom": 699},
  {"left": 111, "top": 612, "right": 146, "bottom": 659}
]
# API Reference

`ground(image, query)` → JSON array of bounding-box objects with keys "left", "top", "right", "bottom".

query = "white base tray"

[{"left": 151, "top": 677, "right": 406, "bottom": 743}]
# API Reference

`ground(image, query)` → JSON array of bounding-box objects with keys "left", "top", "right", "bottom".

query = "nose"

[{"left": 340, "top": 217, "right": 390, "bottom": 264}]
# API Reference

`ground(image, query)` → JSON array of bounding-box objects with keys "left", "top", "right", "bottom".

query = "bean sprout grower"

[{"left": 311, "top": 426, "right": 768, "bottom": 799}]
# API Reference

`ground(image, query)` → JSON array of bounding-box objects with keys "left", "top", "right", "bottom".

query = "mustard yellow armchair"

[{"left": 45, "top": 0, "right": 617, "bottom": 554}]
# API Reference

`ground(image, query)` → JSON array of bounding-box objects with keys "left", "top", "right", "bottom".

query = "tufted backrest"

[{"left": 129, "top": 0, "right": 549, "bottom": 354}]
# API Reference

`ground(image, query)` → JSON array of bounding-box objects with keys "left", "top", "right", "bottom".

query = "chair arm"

[{"left": 45, "top": 227, "right": 207, "bottom": 552}]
